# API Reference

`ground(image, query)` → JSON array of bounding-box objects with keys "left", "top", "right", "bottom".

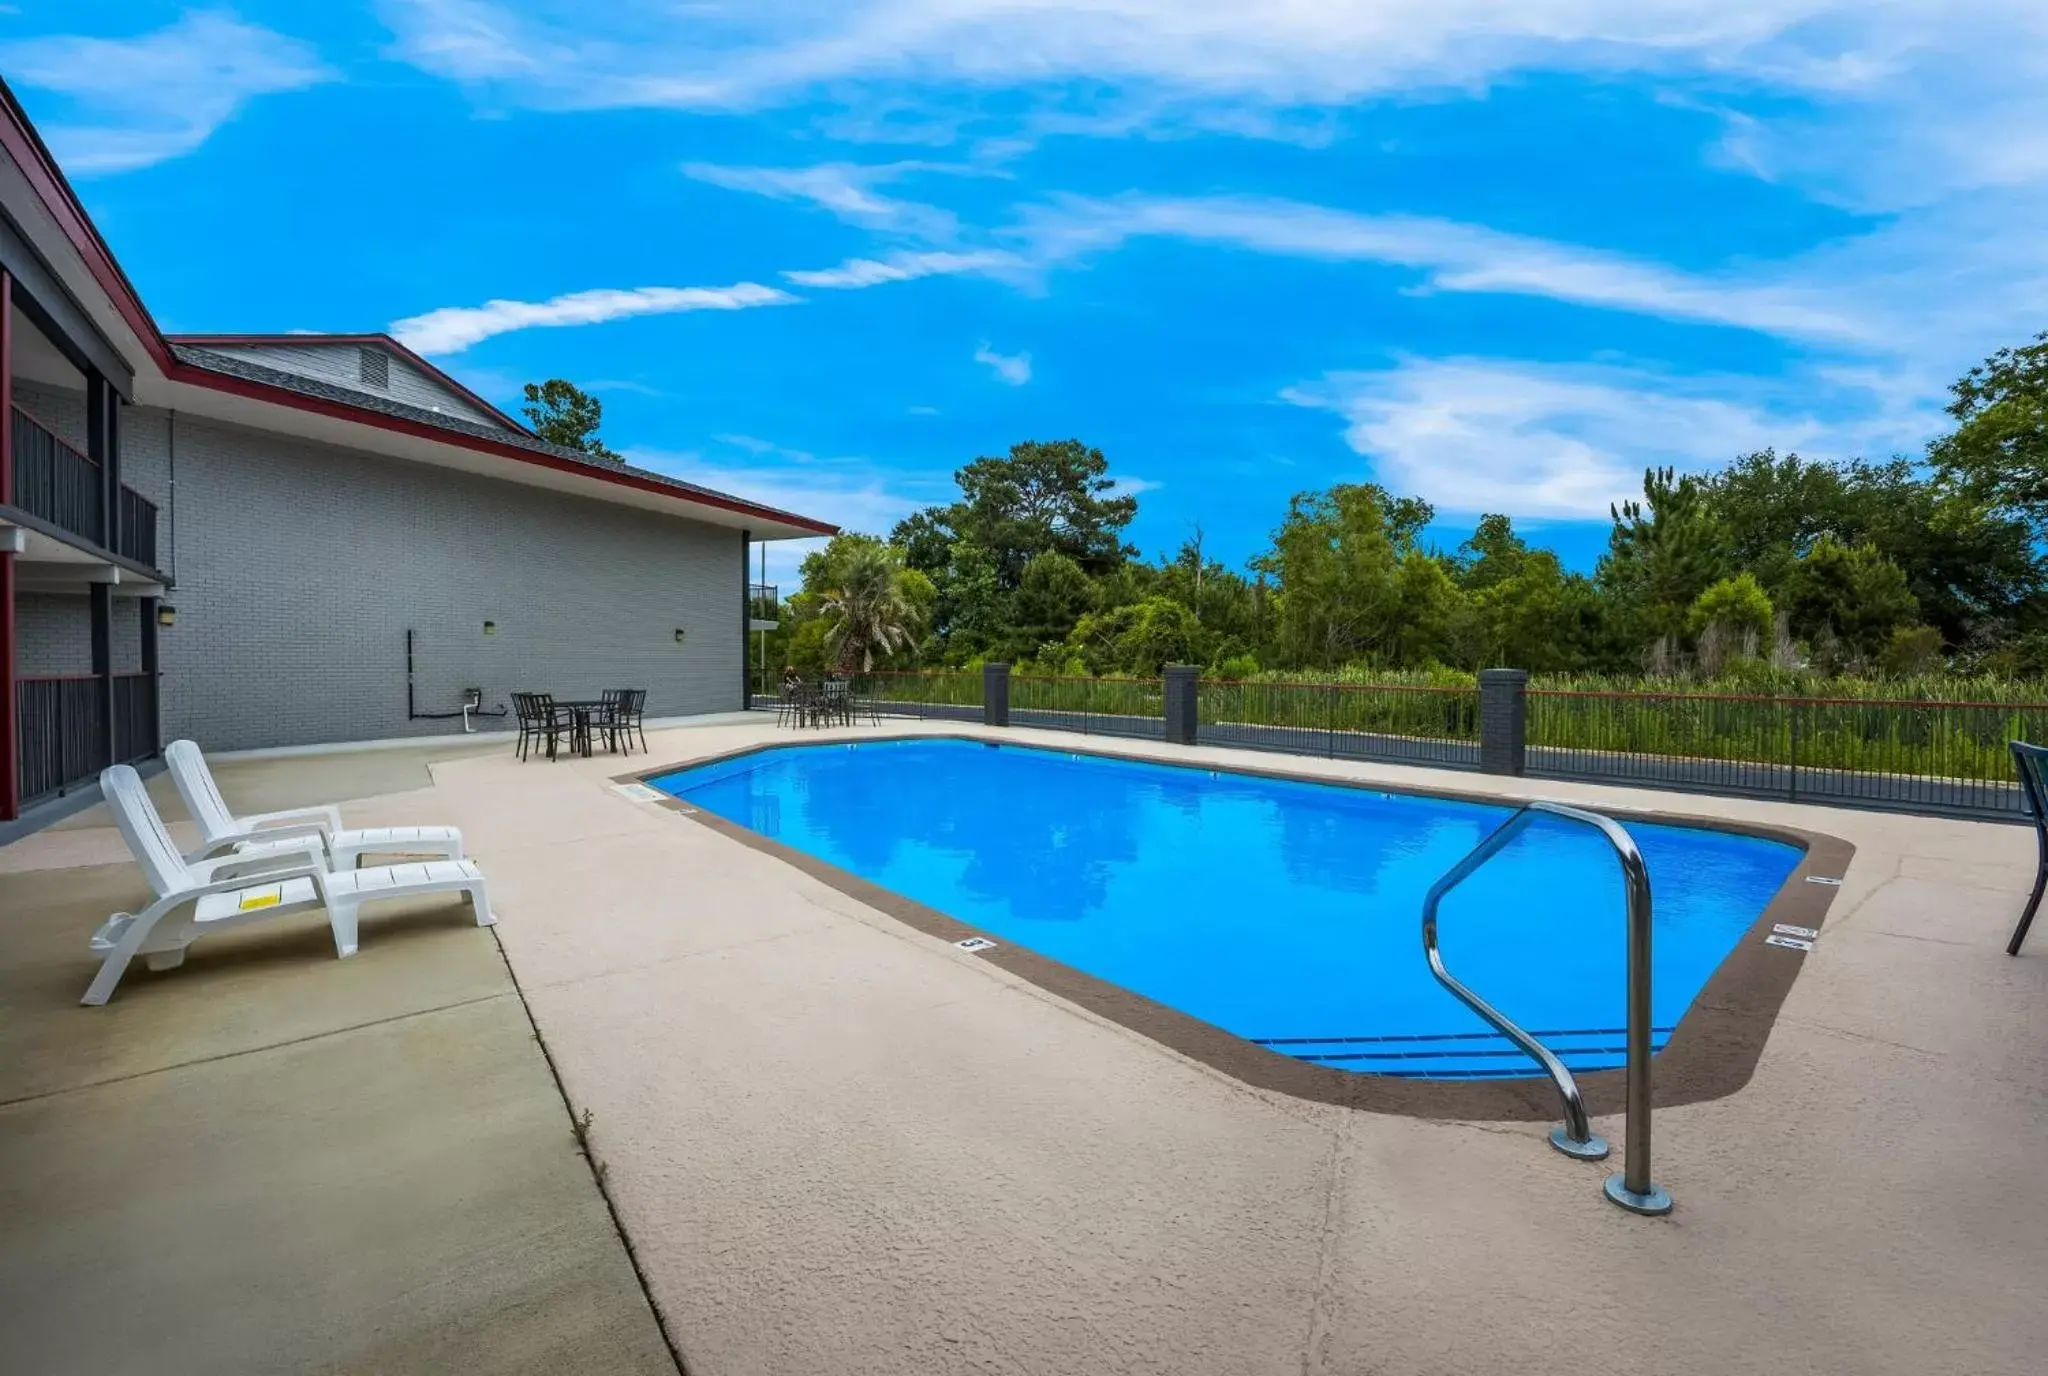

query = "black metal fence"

[
  {"left": 1527, "top": 689, "right": 2041, "bottom": 818},
  {"left": 117, "top": 485, "right": 159, "bottom": 570},
  {"left": 8, "top": 404, "right": 162, "bottom": 570},
  {"left": 114, "top": 672, "right": 158, "bottom": 764},
  {"left": 1011, "top": 675, "right": 1164, "bottom": 739},
  {"left": 11, "top": 405, "right": 103, "bottom": 547},
  {"left": 16, "top": 676, "right": 103, "bottom": 803},
  {"left": 1198, "top": 679, "right": 1481, "bottom": 769},
  {"left": 15, "top": 673, "right": 159, "bottom": 806},
  {"left": 745, "top": 665, "right": 2042, "bottom": 821}
]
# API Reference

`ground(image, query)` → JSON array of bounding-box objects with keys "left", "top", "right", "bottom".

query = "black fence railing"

[
  {"left": 16, "top": 672, "right": 159, "bottom": 806},
  {"left": 1527, "top": 689, "right": 2042, "bottom": 818},
  {"left": 8, "top": 405, "right": 161, "bottom": 571},
  {"left": 117, "top": 485, "right": 159, "bottom": 570},
  {"left": 11, "top": 404, "right": 103, "bottom": 547},
  {"left": 1198, "top": 680, "right": 1482, "bottom": 769},
  {"left": 750, "top": 669, "right": 984, "bottom": 723},
  {"left": 17, "top": 676, "right": 104, "bottom": 804},
  {"left": 1011, "top": 675, "right": 1165, "bottom": 740},
  {"left": 745, "top": 667, "right": 2043, "bottom": 821},
  {"left": 113, "top": 672, "right": 158, "bottom": 764}
]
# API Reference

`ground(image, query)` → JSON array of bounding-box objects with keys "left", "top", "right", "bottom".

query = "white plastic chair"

[
  {"left": 88, "top": 764, "right": 495, "bottom": 1006},
  {"left": 165, "top": 738, "right": 464, "bottom": 868}
]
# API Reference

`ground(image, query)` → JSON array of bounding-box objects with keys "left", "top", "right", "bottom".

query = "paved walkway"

[
  {"left": 0, "top": 758, "right": 674, "bottom": 1376},
  {"left": 5, "top": 720, "right": 2045, "bottom": 1374}
]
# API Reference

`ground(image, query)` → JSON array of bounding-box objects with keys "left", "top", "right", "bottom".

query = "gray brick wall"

[
  {"left": 12, "top": 596, "right": 140, "bottom": 675},
  {"left": 12, "top": 378, "right": 86, "bottom": 450},
  {"left": 147, "top": 409, "right": 746, "bottom": 750},
  {"left": 16, "top": 594, "right": 90, "bottom": 675}
]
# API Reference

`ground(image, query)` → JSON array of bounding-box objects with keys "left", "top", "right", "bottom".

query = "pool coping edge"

[{"left": 621, "top": 731, "right": 1855, "bottom": 1123}]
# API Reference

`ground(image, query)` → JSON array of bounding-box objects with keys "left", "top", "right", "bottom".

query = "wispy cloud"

[
  {"left": 628, "top": 440, "right": 951, "bottom": 582},
  {"left": 683, "top": 159, "right": 990, "bottom": 240},
  {"left": 378, "top": 2, "right": 2048, "bottom": 208},
  {"left": 391, "top": 282, "right": 798, "bottom": 355},
  {"left": 1, "top": 11, "right": 333, "bottom": 174},
  {"left": 784, "top": 249, "right": 1023, "bottom": 290},
  {"left": 974, "top": 342, "right": 1032, "bottom": 386},
  {"left": 1282, "top": 356, "right": 1923, "bottom": 519},
  {"left": 1016, "top": 193, "right": 1873, "bottom": 345}
]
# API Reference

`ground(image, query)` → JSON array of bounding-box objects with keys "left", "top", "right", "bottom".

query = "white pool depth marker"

[
  {"left": 612, "top": 783, "right": 664, "bottom": 803},
  {"left": 954, "top": 936, "right": 998, "bottom": 952}
]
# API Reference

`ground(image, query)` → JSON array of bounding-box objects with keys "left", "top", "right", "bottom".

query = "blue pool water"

[{"left": 652, "top": 739, "right": 1802, "bottom": 1079}]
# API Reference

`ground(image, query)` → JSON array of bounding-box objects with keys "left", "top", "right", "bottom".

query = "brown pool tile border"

[{"left": 619, "top": 732, "right": 1854, "bottom": 1122}]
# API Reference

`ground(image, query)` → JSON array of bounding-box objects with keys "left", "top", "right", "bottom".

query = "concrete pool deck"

[{"left": 4, "top": 717, "right": 2045, "bottom": 1373}]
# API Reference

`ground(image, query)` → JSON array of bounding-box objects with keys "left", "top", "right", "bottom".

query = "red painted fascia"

[{"left": 0, "top": 81, "right": 838, "bottom": 538}]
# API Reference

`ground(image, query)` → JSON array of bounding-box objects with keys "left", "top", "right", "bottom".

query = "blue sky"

[{"left": 9, "top": 4, "right": 2048, "bottom": 585}]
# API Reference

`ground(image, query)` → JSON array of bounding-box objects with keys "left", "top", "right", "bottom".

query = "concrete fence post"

[
  {"left": 1163, "top": 665, "right": 1198, "bottom": 745},
  {"left": 983, "top": 662, "right": 1010, "bottom": 728},
  {"left": 1478, "top": 668, "right": 1529, "bottom": 776}
]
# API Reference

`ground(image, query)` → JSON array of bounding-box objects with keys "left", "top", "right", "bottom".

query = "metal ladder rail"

[{"left": 1420, "top": 799, "right": 1673, "bottom": 1216}]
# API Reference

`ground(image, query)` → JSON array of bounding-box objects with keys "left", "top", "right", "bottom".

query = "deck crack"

[{"left": 1299, "top": 1109, "right": 1355, "bottom": 1376}]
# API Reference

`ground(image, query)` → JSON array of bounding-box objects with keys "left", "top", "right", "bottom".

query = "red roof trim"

[
  {"left": 0, "top": 79, "right": 836, "bottom": 538},
  {"left": 165, "top": 331, "right": 530, "bottom": 433}
]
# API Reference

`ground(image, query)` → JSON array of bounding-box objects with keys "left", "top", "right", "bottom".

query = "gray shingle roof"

[{"left": 170, "top": 344, "right": 832, "bottom": 531}]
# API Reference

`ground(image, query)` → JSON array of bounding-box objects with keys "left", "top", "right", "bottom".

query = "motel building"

[{"left": 0, "top": 81, "right": 834, "bottom": 842}]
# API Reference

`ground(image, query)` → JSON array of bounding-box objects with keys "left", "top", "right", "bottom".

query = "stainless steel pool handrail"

[{"left": 1419, "top": 799, "right": 1673, "bottom": 1215}]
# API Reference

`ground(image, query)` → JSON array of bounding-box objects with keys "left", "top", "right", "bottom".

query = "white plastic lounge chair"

[
  {"left": 165, "top": 738, "right": 464, "bottom": 869},
  {"left": 88, "top": 764, "right": 494, "bottom": 1006}
]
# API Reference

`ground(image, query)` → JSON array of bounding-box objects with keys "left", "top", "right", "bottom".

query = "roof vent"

[{"left": 358, "top": 347, "right": 390, "bottom": 390}]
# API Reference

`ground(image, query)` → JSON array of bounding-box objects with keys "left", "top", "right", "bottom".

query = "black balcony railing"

[
  {"left": 8, "top": 405, "right": 161, "bottom": 571},
  {"left": 11, "top": 404, "right": 103, "bottom": 546},
  {"left": 15, "top": 672, "right": 159, "bottom": 806},
  {"left": 117, "top": 484, "right": 159, "bottom": 569},
  {"left": 16, "top": 676, "right": 103, "bottom": 804},
  {"left": 113, "top": 672, "right": 158, "bottom": 764}
]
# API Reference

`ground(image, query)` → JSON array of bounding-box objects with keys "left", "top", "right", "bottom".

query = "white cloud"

[
  {"left": 626, "top": 442, "right": 948, "bottom": 583},
  {"left": 683, "top": 159, "right": 1007, "bottom": 240},
  {"left": 390, "top": 281, "right": 798, "bottom": 355},
  {"left": 378, "top": 3, "right": 2048, "bottom": 206},
  {"left": 1016, "top": 194, "right": 1872, "bottom": 344},
  {"left": 1, "top": 11, "right": 333, "bottom": 174},
  {"left": 974, "top": 342, "right": 1032, "bottom": 386},
  {"left": 1282, "top": 357, "right": 1905, "bottom": 518},
  {"left": 784, "top": 249, "right": 1023, "bottom": 289}
]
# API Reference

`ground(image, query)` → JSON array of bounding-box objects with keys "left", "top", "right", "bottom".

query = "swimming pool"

[{"left": 650, "top": 738, "right": 1807, "bottom": 1082}]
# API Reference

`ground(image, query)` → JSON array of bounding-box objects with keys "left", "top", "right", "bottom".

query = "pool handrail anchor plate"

[{"left": 1420, "top": 799, "right": 1672, "bottom": 1215}]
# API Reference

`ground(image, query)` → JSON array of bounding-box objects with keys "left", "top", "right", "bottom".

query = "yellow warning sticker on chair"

[{"left": 238, "top": 886, "right": 285, "bottom": 912}]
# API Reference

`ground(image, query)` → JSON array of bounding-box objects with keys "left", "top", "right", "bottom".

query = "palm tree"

[{"left": 822, "top": 544, "right": 923, "bottom": 674}]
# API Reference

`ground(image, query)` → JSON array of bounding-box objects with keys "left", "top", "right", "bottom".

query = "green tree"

[
  {"left": 1010, "top": 551, "right": 1095, "bottom": 658},
  {"left": 1460, "top": 553, "right": 1611, "bottom": 672},
  {"left": 1067, "top": 596, "right": 1202, "bottom": 675},
  {"left": 1600, "top": 467, "right": 1729, "bottom": 646},
  {"left": 818, "top": 542, "right": 926, "bottom": 673},
  {"left": 1455, "top": 514, "right": 1530, "bottom": 591},
  {"left": 1687, "top": 573, "right": 1774, "bottom": 643},
  {"left": 521, "top": 379, "right": 618, "bottom": 459},
  {"left": 1254, "top": 485, "right": 1421, "bottom": 669},
  {"left": 1781, "top": 537, "right": 1919, "bottom": 666},
  {"left": 932, "top": 541, "right": 1009, "bottom": 661},
  {"left": 1930, "top": 329, "right": 2048, "bottom": 532},
  {"left": 1709, "top": 449, "right": 2038, "bottom": 647},
  {"left": 913, "top": 439, "right": 1139, "bottom": 588}
]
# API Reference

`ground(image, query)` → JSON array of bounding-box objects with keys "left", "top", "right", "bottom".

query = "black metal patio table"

[{"left": 555, "top": 699, "right": 614, "bottom": 759}]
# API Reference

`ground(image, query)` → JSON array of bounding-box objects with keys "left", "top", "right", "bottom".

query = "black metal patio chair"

[
  {"left": 2007, "top": 740, "right": 2048, "bottom": 955},
  {"left": 601, "top": 688, "right": 648, "bottom": 754},
  {"left": 512, "top": 691, "right": 568, "bottom": 762}
]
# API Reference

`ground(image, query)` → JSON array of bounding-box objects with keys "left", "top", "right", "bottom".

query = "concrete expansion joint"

[
  {"left": 0, "top": 989, "right": 516, "bottom": 1110},
  {"left": 1298, "top": 1111, "right": 1356, "bottom": 1376}
]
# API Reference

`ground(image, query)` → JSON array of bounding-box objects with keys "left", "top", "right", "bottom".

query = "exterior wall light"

[
  {"left": 674, "top": 628, "right": 687, "bottom": 644},
  {"left": 156, "top": 605, "right": 177, "bottom": 628},
  {"left": 483, "top": 620, "right": 497, "bottom": 635}
]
